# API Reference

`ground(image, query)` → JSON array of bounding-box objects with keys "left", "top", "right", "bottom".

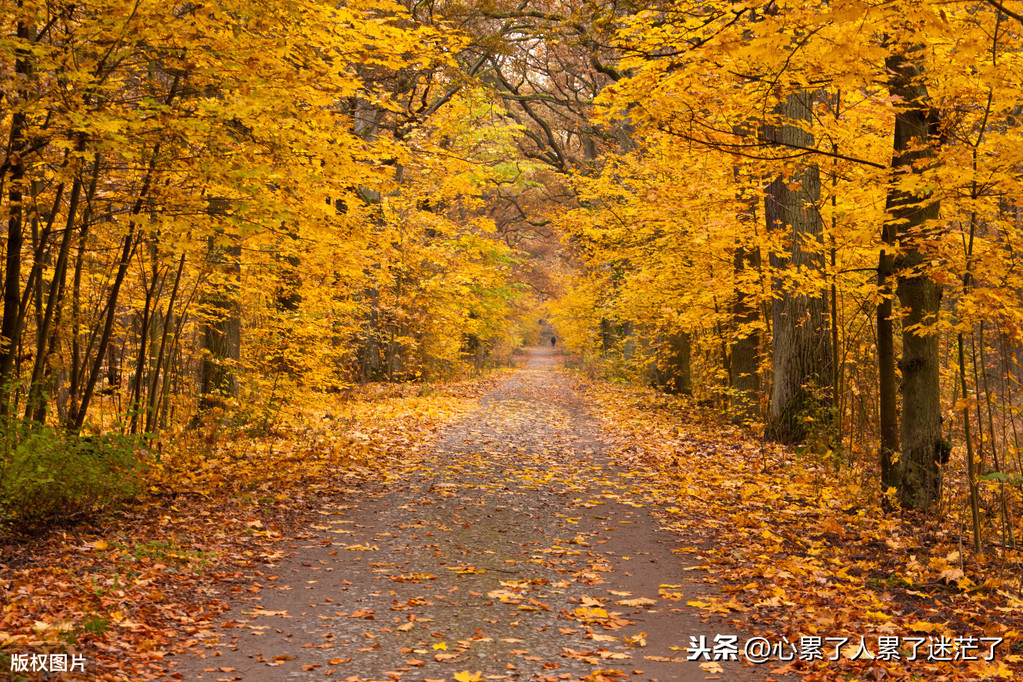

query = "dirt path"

[{"left": 164, "top": 349, "right": 768, "bottom": 682}]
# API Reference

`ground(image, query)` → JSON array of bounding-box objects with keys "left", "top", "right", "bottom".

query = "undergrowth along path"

[{"left": 165, "top": 348, "right": 763, "bottom": 682}]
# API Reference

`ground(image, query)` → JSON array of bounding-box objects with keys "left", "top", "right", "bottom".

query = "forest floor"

[{"left": 2, "top": 348, "right": 1022, "bottom": 681}]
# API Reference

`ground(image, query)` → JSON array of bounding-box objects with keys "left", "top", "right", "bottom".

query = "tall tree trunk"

[
  {"left": 128, "top": 255, "right": 164, "bottom": 434},
  {"left": 145, "top": 254, "right": 185, "bottom": 434},
  {"left": 70, "top": 222, "right": 140, "bottom": 431},
  {"left": 199, "top": 229, "right": 242, "bottom": 410},
  {"left": 762, "top": 91, "right": 833, "bottom": 443},
  {"left": 730, "top": 242, "right": 761, "bottom": 419},
  {"left": 24, "top": 144, "right": 96, "bottom": 423},
  {"left": 877, "top": 194, "right": 900, "bottom": 495},
  {"left": 887, "top": 51, "right": 944, "bottom": 510},
  {"left": 600, "top": 318, "right": 615, "bottom": 353},
  {"left": 358, "top": 287, "right": 383, "bottom": 383},
  {"left": 651, "top": 330, "right": 692, "bottom": 395},
  {"left": 0, "top": 20, "right": 32, "bottom": 408},
  {"left": 67, "top": 74, "right": 179, "bottom": 431},
  {"left": 730, "top": 156, "right": 762, "bottom": 420}
]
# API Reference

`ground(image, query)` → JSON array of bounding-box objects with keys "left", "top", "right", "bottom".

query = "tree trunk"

[
  {"left": 651, "top": 330, "right": 692, "bottom": 395},
  {"left": 887, "top": 51, "right": 944, "bottom": 510},
  {"left": 729, "top": 153, "right": 762, "bottom": 421},
  {"left": 67, "top": 151, "right": 159, "bottom": 430},
  {"left": 357, "top": 286, "right": 383, "bottom": 383},
  {"left": 199, "top": 236, "right": 241, "bottom": 410},
  {"left": 877, "top": 197, "right": 900, "bottom": 494},
  {"left": 762, "top": 91, "right": 833, "bottom": 443},
  {"left": 67, "top": 75, "right": 179, "bottom": 431},
  {"left": 0, "top": 20, "right": 32, "bottom": 408},
  {"left": 24, "top": 145, "right": 96, "bottom": 423},
  {"left": 730, "top": 241, "right": 761, "bottom": 420},
  {"left": 600, "top": 318, "right": 615, "bottom": 353},
  {"left": 145, "top": 254, "right": 185, "bottom": 434},
  {"left": 129, "top": 254, "right": 165, "bottom": 434}
]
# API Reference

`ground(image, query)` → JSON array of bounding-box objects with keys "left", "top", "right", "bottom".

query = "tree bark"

[
  {"left": 145, "top": 254, "right": 185, "bottom": 434},
  {"left": 762, "top": 91, "right": 833, "bottom": 443},
  {"left": 67, "top": 74, "right": 180, "bottom": 431},
  {"left": 0, "top": 20, "right": 32, "bottom": 408},
  {"left": 887, "top": 51, "right": 944, "bottom": 510},
  {"left": 729, "top": 151, "right": 762, "bottom": 420},
  {"left": 877, "top": 194, "right": 900, "bottom": 494},
  {"left": 24, "top": 144, "right": 96, "bottom": 423},
  {"left": 651, "top": 330, "right": 692, "bottom": 395},
  {"left": 128, "top": 252, "right": 165, "bottom": 434},
  {"left": 199, "top": 208, "right": 242, "bottom": 410},
  {"left": 730, "top": 241, "right": 761, "bottom": 419}
]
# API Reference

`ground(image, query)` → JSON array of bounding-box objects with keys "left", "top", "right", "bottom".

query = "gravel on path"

[{"left": 164, "top": 348, "right": 771, "bottom": 682}]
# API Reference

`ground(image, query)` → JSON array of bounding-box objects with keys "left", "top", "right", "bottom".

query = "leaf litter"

[
  {"left": 3, "top": 348, "right": 1020, "bottom": 680},
  {"left": 159, "top": 350, "right": 759, "bottom": 681}
]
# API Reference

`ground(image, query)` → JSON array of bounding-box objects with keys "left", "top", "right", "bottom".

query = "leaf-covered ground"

[
  {"left": 2, "top": 349, "right": 1022, "bottom": 681},
  {"left": 0, "top": 381, "right": 484, "bottom": 681},
  {"left": 585, "top": 389, "right": 1023, "bottom": 681},
  {"left": 161, "top": 348, "right": 760, "bottom": 682}
]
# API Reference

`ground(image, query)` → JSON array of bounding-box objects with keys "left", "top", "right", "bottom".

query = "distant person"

[{"left": 551, "top": 337, "right": 556, "bottom": 347}]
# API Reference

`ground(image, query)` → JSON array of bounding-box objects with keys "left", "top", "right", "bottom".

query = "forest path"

[{"left": 164, "top": 348, "right": 766, "bottom": 682}]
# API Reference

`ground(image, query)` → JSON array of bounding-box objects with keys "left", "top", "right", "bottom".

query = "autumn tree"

[
  {"left": 0, "top": 0, "right": 529, "bottom": 433},
  {"left": 883, "top": 46, "right": 944, "bottom": 508},
  {"left": 762, "top": 91, "right": 834, "bottom": 443},
  {"left": 543, "top": 0, "right": 1023, "bottom": 534}
]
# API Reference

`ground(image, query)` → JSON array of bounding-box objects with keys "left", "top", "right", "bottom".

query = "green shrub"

[{"left": 0, "top": 419, "right": 144, "bottom": 532}]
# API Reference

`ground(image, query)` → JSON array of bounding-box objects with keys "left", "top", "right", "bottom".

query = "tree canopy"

[{"left": 3, "top": 0, "right": 1023, "bottom": 544}]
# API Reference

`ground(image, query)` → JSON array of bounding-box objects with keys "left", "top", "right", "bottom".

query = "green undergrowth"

[{"left": 0, "top": 417, "right": 143, "bottom": 535}]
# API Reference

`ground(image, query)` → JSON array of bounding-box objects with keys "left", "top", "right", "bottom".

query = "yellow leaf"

[
  {"left": 487, "top": 589, "right": 520, "bottom": 601},
  {"left": 574, "top": 606, "right": 610, "bottom": 620},
  {"left": 616, "top": 597, "right": 657, "bottom": 608},
  {"left": 454, "top": 671, "right": 483, "bottom": 681},
  {"left": 939, "top": 567, "right": 965, "bottom": 583},
  {"left": 624, "top": 632, "right": 647, "bottom": 647},
  {"left": 601, "top": 651, "right": 631, "bottom": 659}
]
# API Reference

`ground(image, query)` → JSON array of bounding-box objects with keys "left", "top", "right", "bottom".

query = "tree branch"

[{"left": 985, "top": 0, "right": 1023, "bottom": 24}]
